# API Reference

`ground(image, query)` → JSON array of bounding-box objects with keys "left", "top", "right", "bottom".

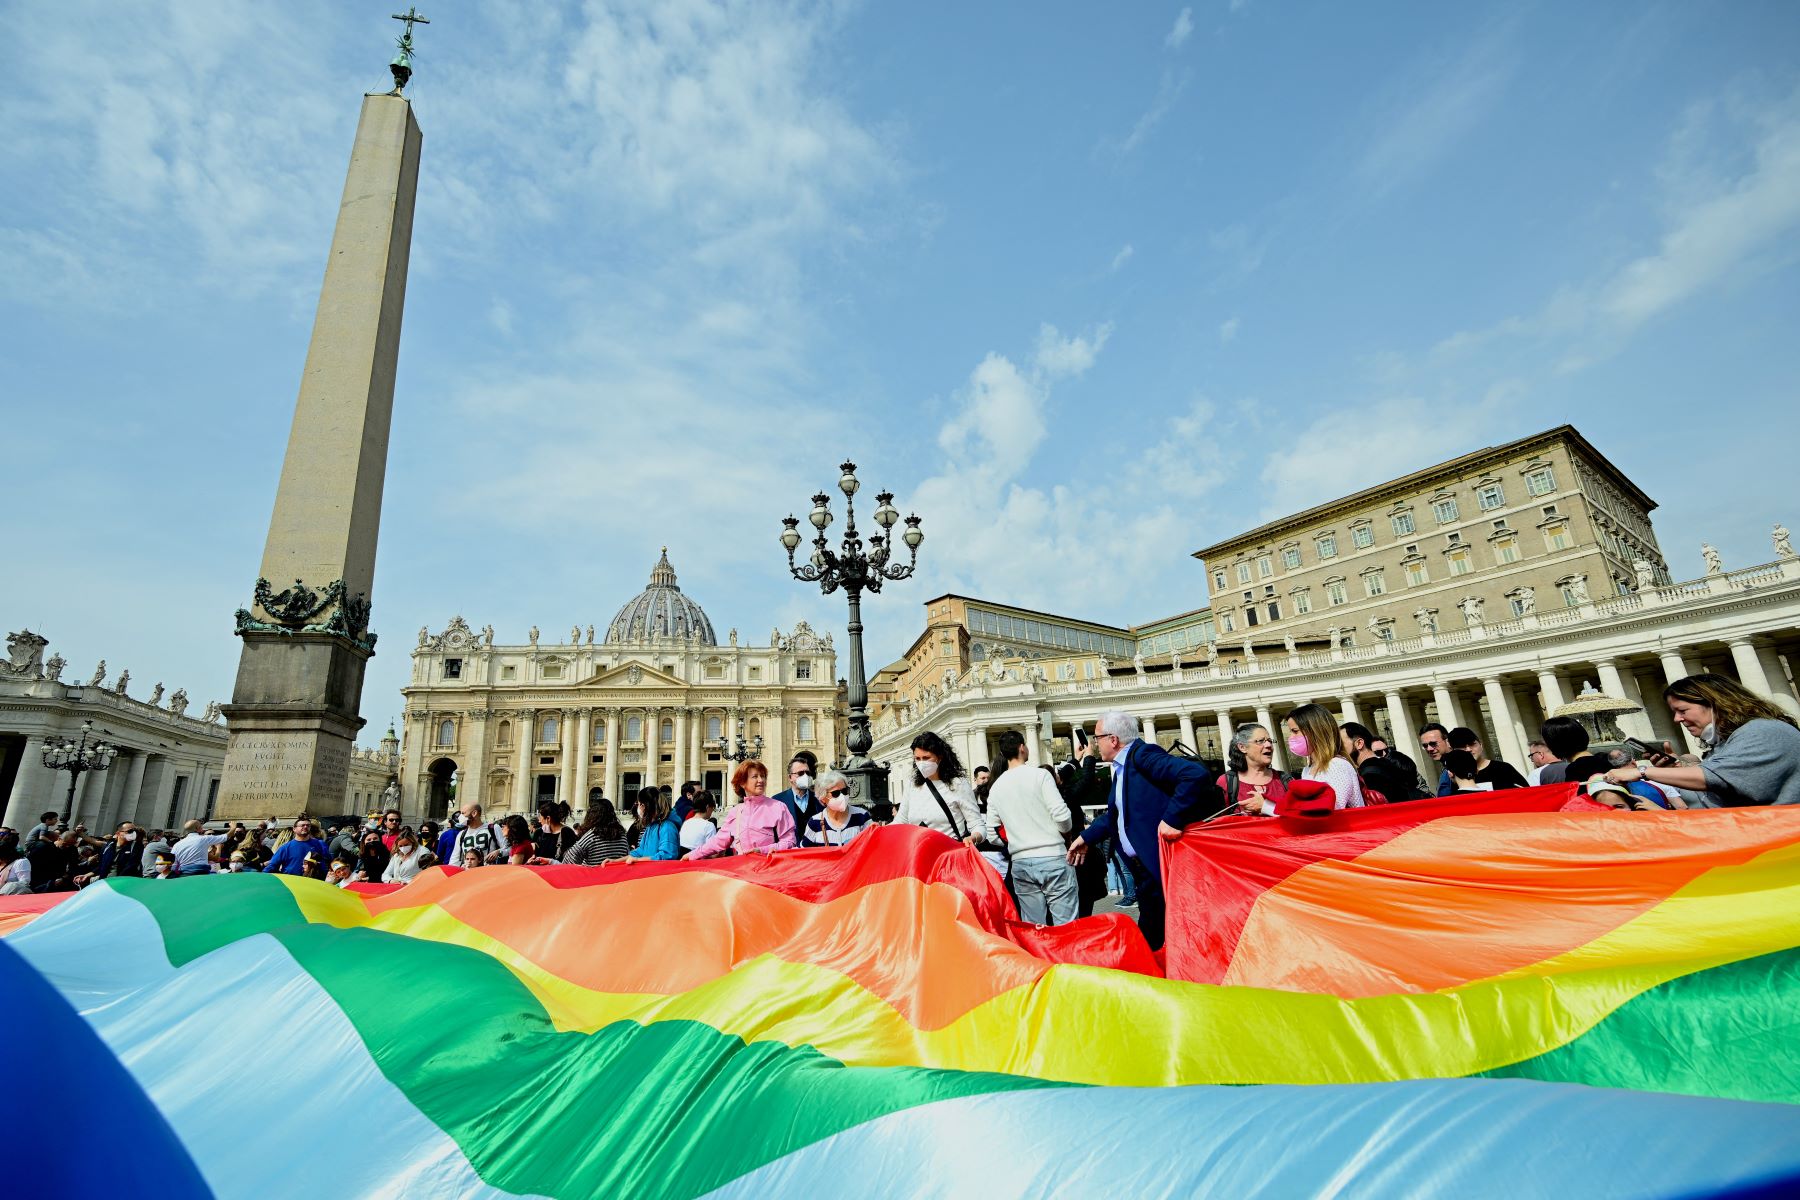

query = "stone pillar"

[
  {"left": 3, "top": 736, "right": 54, "bottom": 830},
  {"left": 513, "top": 709, "right": 535, "bottom": 814},
  {"left": 573, "top": 709, "right": 592, "bottom": 807},
  {"left": 1338, "top": 695, "right": 1361, "bottom": 724},
  {"left": 687, "top": 711, "right": 703, "bottom": 785},
  {"left": 1142, "top": 714, "right": 1159, "bottom": 749},
  {"left": 671, "top": 708, "right": 688, "bottom": 786},
  {"left": 1728, "top": 638, "right": 1773, "bottom": 697},
  {"left": 1256, "top": 705, "right": 1283, "bottom": 770},
  {"left": 1177, "top": 712, "right": 1197, "bottom": 755},
  {"left": 462, "top": 712, "right": 489, "bottom": 812},
  {"left": 603, "top": 710, "right": 621, "bottom": 803},
  {"left": 963, "top": 726, "right": 986, "bottom": 773},
  {"left": 1214, "top": 710, "right": 1235, "bottom": 762},
  {"left": 644, "top": 708, "right": 660, "bottom": 790},
  {"left": 146, "top": 759, "right": 177, "bottom": 828},
  {"left": 1753, "top": 641, "right": 1800, "bottom": 716},
  {"left": 1037, "top": 710, "right": 1056, "bottom": 765},
  {"left": 118, "top": 751, "right": 150, "bottom": 831},
  {"left": 1384, "top": 691, "right": 1420, "bottom": 771},
  {"left": 1430, "top": 684, "right": 1463, "bottom": 731},
  {"left": 1594, "top": 659, "right": 1654, "bottom": 741},
  {"left": 1657, "top": 651, "right": 1703, "bottom": 752},
  {"left": 1536, "top": 670, "right": 1567, "bottom": 715},
  {"left": 1481, "top": 678, "right": 1527, "bottom": 767},
  {"left": 558, "top": 709, "right": 578, "bottom": 803},
  {"left": 218, "top": 96, "right": 423, "bottom": 820}
]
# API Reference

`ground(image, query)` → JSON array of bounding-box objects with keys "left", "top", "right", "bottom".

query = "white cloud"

[
  {"left": 1354, "top": 25, "right": 1516, "bottom": 198},
  {"left": 1033, "top": 322, "right": 1114, "bottom": 379},
  {"left": 1218, "top": 316, "right": 1240, "bottom": 343},
  {"left": 1110, "top": 243, "right": 1135, "bottom": 271},
  {"left": 1165, "top": 8, "right": 1195, "bottom": 50},
  {"left": 1116, "top": 70, "right": 1192, "bottom": 156}
]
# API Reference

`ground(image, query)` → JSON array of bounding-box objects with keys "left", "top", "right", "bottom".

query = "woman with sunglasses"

[{"left": 799, "top": 770, "right": 870, "bottom": 847}]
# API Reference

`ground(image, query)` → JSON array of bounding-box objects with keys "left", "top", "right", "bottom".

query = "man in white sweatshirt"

[{"left": 986, "top": 730, "right": 1076, "bottom": 925}]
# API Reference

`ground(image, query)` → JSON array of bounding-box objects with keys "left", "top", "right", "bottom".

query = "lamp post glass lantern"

[
  {"left": 781, "top": 461, "right": 922, "bottom": 810},
  {"left": 41, "top": 719, "right": 120, "bottom": 824},
  {"left": 713, "top": 715, "right": 764, "bottom": 764}
]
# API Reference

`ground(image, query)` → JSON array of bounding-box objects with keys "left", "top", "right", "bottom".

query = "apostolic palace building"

[
  {"left": 867, "top": 426, "right": 1800, "bottom": 778},
  {"left": 397, "top": 550, "right": 844, "bottom": 819}
]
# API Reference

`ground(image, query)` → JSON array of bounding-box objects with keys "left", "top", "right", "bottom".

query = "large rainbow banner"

[{"left": 6, "top": 800, "right": 1800, "bottom": 1198}]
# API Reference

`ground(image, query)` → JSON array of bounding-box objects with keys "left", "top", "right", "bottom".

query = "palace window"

[
  {"left": 1494, "top": 536, "right": 1520, "bottom": 565},
  {"left": 795, "top": 661, "right": 812, "bottom": 680},
  {"left": 798, "top": 717, "right": 815, "bottom": 741},
  {"left": 1363, "top": 570, "right": 1387, "bottom": 597},
  {"left": 1559, "top": 579, "right": 1583, "bottom": 607},
  {"left": 1351, "top": 524, "right": 1375, "bottom": 549},
  {"left": 1257, "top": 555, "right": 1273, "bottom": 578},
  {"left": 626, "top": 717, "right": 642, "bottom": 741},
  {"left": 1478, "top": 483, "right": 1506, "bottom": 510},
  {"left": 1316, "top": 535, "right": 1338, "bottom": 560},
  {"left": 1220, "top": 611, "right": 1235, "bottom": 633},
  {"left": 1448, "top": 549, "right": 1473, "bottom": 575},
  {"left": 749, "top": 666, "right": 763, "bottom": 681},
  {"left": 707, "top": 716, "right": 723, "bottom": 740},
  {"left": 1265, "top": 600, "right": 1281, "bottom": 622},
  {"left": 1405, "top": 560, "right": 1429, "bottom": 587},
  {"left": 501, "top": 665, "right": 516, "bottom": 680},
  {"left": 592, "top": 721, "right": 606, "bottom": 745},
  {"left": 1432, "top": 497, "right": 1460, "bottom": 524},
  {"left": 1544, "top": 522, "right": 1571, "bottom": 552},
  {"left": 539, "top": 716, "right": 558, "bottom": 743},
  {"left": 1526, "top": 466, "right": 1556, "bottom": 496},
  {"left": 660, "top": 718, "right": 674, "bottom": 741},
  {"left": 1373, "top": 620, "right": 1396, "bottom": 642},
  {"left": 1292, "top": 589, "right": 1312, "bottom": 615},
  {"left": 437, "top": 720, "right": 454, "bottom": 747},
  {"left": 1236, "top": 562, "right": 1253, "bottom": 584},
  {"left": 1326, "top": 579, "right": 1348, "bottom": 606},
  {"left": 1391, "top": 511, "right": 1415, "bottom": 536},
  {"left": 1507, "top": 591, "right": 1532, "bottom": 618},
  {"left": 1213, "top": 569, "right": 1227, "bottom": 591},
  {"left": 1281, "top": 546, "right": 1301, "bottom": 570},
  {"left": 541, "top": 663, "right": 563, "bottom": 679},
  {"left": 444, "top": 658, "right": 462, "bottom": 679},
  {"left": 496, "top": 721, "right": 512, "bottom": 747}
]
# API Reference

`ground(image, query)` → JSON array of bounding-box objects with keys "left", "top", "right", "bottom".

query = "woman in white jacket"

[
  {"left": 892, "top": 731, "right": 986, "bottom": 848},
  {"left": 382, "top": 828, "right": 429, "bottom": 883}
]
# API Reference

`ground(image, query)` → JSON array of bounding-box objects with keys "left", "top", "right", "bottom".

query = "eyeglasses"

[{"left": 826, "top": 788, "right": 849, "bottom": 799}]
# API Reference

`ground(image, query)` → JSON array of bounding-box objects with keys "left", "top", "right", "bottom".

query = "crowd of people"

[{"left": 3, "top": 673, "right": 1793, "bottom": 955}]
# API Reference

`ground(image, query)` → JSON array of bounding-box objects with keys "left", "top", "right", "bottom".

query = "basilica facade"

[{"left": 399, "top": 551, "right": 843, "bottom": 820}]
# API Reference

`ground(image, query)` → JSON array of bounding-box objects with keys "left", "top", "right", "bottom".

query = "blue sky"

[{"left": 3, "top": 0, "right": 1798, "bottom": 737}]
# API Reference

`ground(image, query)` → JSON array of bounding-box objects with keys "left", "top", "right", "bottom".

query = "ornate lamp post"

[
  {"left": 712, "top": 714, "right": 764, "bottom": 763},
  {"left": 781, "top": 462, "right": 923, "bottom": 808},
  {"left": 41, "top": 720, "right": 120, "bottom": 824}
]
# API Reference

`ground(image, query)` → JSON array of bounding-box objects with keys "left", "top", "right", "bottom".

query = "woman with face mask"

[
  {"left": 1281, "top": 704, "right": 1366, "bottom": 810},
  {"left": 799, "top": 770, "right": 870, "bottom": 847},
  {"left": 383, "top": 828, "right": 429, "bottom": 882},
  {"left": 893, "top": 731, "right": 986, "bottom": 848},
  {"left": 1605, "top": 673, "right": 1800, "bottom": 807}
]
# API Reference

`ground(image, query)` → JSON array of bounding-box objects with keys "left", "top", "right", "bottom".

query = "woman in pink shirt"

[{"left": 688, "top": 760, "right": 797, "bottom": 859}]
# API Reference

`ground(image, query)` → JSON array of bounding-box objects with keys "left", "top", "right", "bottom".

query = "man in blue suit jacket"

[{"left": 1067, "top": 711, "right": 1215, "bottom": 950}]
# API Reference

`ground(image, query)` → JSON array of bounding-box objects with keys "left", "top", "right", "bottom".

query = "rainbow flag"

[{"left": 7, "top": 810, "right": 1800, "bottom": 1198}]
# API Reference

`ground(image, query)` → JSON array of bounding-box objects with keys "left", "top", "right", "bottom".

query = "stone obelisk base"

[{"left": 216, "top": 634, "right": 371, "bottom": 820}]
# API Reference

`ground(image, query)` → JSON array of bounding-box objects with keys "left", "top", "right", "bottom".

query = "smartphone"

[
  {"left": 1074, "top": 727, "right": 1089, "bottom": 750},
  {"left": 1622, "top": 736, "right": 1665, "bottom": 760}
]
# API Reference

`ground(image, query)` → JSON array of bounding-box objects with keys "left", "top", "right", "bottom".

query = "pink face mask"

[
  {"left": 1287, "top": 733, "right": 1310, "bottom": 757},
  {"left": 826, "top": 794, "right": 848, "bottom": 815}
]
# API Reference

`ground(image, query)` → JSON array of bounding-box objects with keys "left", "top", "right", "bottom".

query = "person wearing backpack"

[
  {"left": 1342, "top": 721, "right": 1424, "bottom": 802},
  {"left": 1212, "top": 724, "right": 1293, "bottom": 817}
]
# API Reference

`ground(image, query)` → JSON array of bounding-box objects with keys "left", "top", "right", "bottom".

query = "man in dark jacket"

[
  {"left": 1066, "top": 711, "right": 1215, "bottom": 950},
  {"left": 1343, "top": 722, "right": 1425, "bottom": 801},
  {"left": 96, "top": 821, "right": 147, "bottom": 878}
]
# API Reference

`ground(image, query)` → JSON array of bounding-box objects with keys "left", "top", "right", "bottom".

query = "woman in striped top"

[{"left": 561, "top": 797, "right": 630, "bottom": 865}]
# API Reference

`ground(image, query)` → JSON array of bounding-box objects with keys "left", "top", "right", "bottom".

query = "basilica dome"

[{"left": 605, "top": 549, "right": 718, "bottom": 645}]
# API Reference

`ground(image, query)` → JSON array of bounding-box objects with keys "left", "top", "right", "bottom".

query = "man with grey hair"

[{"left": 1067, "top": 709, "right": 1215, "bottom": 950}]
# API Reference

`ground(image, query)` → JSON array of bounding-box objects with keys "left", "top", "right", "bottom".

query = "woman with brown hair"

[
  {"left": 1281, "top": 703, "right": 1366, "bottom": 809},
  {"left": 1606, "top": 673, "right": 1800, "bottom": 807}
]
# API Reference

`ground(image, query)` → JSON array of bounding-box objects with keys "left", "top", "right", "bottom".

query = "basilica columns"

[
  {"left": 1177, "top": 712, "right": 1196, "bottom": 754},
  {"left": 1383, "top": 691, "right": 1418, "bottom": 768},
  {"left": 1214, "top": 710, "right": 1234, "bottom": 760},
  {"left": 513, "top": 709, "right": 535, "bottom": 814},
  {"left": 1480, "top": 677, "right": 1528, "bottom": 768},
  {"left": 644, "top": 708, "right": 660, "bottom": 790},
  {"left": 1536, "top": 670, "right": 1567, "bottom": 714},
  {"left": 1593, "top": 659, "right": 1654, "bottom": 741},
  {"left": 573, "top": 709, "right": 592, "bottom": 807},
  {"left": 603, "top": 713, "right": 621, "bottom": 802},
  {"left": 1256, "top": 705, "right": 1283, "bottom": 770},
  {"left": 3, "top": 737, "right": 53, "bottom": 829}
]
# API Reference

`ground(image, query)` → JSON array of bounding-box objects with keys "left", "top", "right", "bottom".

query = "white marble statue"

[
  {"left": 1241, "top": 638, "right": 1256, "bottom": 660},
  {"left": 2, "top": 630, "right": 48, "bottom": 677},
  {"left": 1776, "top": 524, "right": 1794, "bottom": 559},
  {"left": 169, "top": 688, "right": 189, "bottom": 717},
  {"left": 201, "top": 701, "right": 222, "bottom": 723},
  {"left": 113, "top": 669, "right": 130, "bottom": 696},
  {"left": 1459, "top": 596, "right": 1485, "bottom": 627},
  {"left": 1132, "top": 649, "right": 1146, "bottom": 677},
  {"left": 1517, "top": 588, "right": 1536, "bottom": 615},
  {"left": 418, "top": 626, "right": 430, "bottom": 647},
  {"left": 1702, "top": 543, "right": 1723, "bottom": 575},
  {"left": 1568, "top": 575, "right": 1591, "bottom": 604},
  {"left": 1282, "top": 631, "right": 1297, "bottom": 655},
  {"left": 729, "top": 628, "right": 738, "bottom": 646},
  {"left": 586, "top": 624, "right": 595, "bottom": 644},
  {"left": 482, "top": 624, "right": 495, "bottom": 646},
  {"left": 148, "top": 682, "right": 165, "bottom": 706},
  {"left": 1633, "top": 557, "right": 1656, "bottom": 590},
  {"left": 571, "top": 625, "right": 581, "bottom": 645},
  {"left": 89, "top": 660, "right": 107, "bottom": 687},
  {"left": 529, "top": 626, "right": 540, "bottom": 646},
  {"left": 44, "top": 653, "right": 65, "bottom": 682},
  {"left": 1414, "top": 608, "right": 1438, "bottom": 635}
]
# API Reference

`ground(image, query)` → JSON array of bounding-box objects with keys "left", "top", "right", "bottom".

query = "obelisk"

[{"left": 216, "top": 92, "right": 423, "bottom": 820}]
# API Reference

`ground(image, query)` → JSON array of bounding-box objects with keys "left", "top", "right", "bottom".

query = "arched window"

[
  {"left": 660, "top": 718, "right": 674, "bottom": 741},
  {"left": 626, "top": 716, "right": 643, "bottom": 740},
  {"left": 540, "top": 716, "right": 558, "bottom": 743},
  {"left": 496, "top": 720, "right": 512, "bottom": 747},
  {"left": 747, "top": 717, "right": 761, "bottom": 739},
  {"left": 437, "top": 719, "right": 454, "bottom": 747},
  {"left": 592, "top": 720, "right": 606, "bottom": 746},
  {"left": 707, "top": 716, "right": 722, "bottom": 740},
  {"left": 798, "top": 716, "right": 814, "bottom": 741}
]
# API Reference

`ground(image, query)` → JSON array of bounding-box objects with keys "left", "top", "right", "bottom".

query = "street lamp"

[
  {"left": 780, "top": 461, "right": 923, "bottom": 808},
  {"left": 41, "top": 720, "right": 120, "bottom": 824},
  {"left": 712, "top": 714, "right": 764, "bottom": 763}
]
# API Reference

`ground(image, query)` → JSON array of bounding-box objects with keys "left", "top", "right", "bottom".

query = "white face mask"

[
  {"left": 826, "top": 794, "right": 848, "bottom": 815},
  {"left": 228, "top": 863, "right": 245, "bottom": 872},
  {"left": 794, "top": 774, "right": 813, "bottom": 792},
  {"left": 1700, "top": 721, "right": 1718, "bottom": 746},
  {"left": 916, "top": 759, "right": 938, "bottom": 779}
]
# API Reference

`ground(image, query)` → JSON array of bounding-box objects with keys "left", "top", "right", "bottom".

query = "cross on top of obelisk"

[{"left": 387, "top": 7, "right": 429, "bottom": 96}]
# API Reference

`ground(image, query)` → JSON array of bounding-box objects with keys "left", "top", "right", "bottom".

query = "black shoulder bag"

[{"left": 922, "top": 779, "right": 970, "bottom": 841}]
